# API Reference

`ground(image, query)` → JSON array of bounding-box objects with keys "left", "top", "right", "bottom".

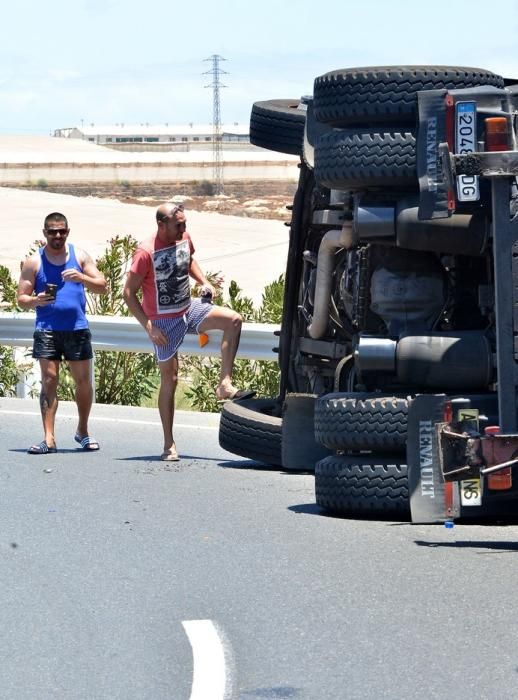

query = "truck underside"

[{"left": 219, "top": 66, "right": 518, "bottom": 523}]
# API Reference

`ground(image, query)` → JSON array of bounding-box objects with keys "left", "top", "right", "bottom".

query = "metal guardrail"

[{"left": 0, "top": 312, "right": 280, "bottom": 361}]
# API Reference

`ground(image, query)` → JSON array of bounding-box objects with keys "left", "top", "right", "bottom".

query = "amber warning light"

[
  {"left": 485, "top": 117, "right": 509, "bottom": 151},
  {"left": 484, "top": 425, "right": 513, "bottom": 491}
]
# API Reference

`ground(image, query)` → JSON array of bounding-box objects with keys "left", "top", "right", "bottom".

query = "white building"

[{"left": 54, "top": 123, "right": 250, "bottom": 150}]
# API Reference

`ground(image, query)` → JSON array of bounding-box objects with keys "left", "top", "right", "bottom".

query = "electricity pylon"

[{"left": 203, "top": 54, "right": 227, "bottom": 195}]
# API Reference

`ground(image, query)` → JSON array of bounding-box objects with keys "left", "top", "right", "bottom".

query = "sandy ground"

[{"left": 0, "top": 187, "right": 289, "bottom": 305}]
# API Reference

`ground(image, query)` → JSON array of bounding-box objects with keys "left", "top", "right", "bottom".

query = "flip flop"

[
  {"left": 28, "top": 441, "right": 57, "bottom": 455},
  {"left": 161, "top": 444, "right": 179, "bottom": 461},
  {"left": 74, "top": 434, "right": 100, "bottom": 451},
  {"left": 217, "top": 389, "right": 257, "bottom": 404}
]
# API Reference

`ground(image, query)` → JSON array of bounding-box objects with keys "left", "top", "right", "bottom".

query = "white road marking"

[
  {"left": 0, "top": 409, "right": 217, "bottom": 430},
  {"left": 182, "top": 619, "right": 229, "bottom": 700}
]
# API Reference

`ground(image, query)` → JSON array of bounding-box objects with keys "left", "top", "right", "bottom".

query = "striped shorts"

[{"left": 152, "top": 298, "right": 213, "bottom": 362}]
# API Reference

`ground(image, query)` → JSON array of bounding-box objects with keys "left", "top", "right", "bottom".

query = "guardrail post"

[
  {"left": 14, "top": 347, "right": 40, "bottom": 399},
  {"left": 15, "top": 347, "right": 28, "bottom": 398}
]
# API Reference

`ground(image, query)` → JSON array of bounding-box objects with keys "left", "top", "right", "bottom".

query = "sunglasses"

[{"left": 45, "top": 228, "right": 69, "bottom": 236}]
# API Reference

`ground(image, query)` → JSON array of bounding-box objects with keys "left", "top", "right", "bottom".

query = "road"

[{"left": 1, "top": 397, "right": 518, "bottom": 700}]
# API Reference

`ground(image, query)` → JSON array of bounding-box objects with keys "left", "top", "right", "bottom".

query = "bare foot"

[
  {"left": 216, "top": 387, "right": 256, "bottom": 402},
  {"left": 215, "top": 384, "right": 236, "bottom": 401}
]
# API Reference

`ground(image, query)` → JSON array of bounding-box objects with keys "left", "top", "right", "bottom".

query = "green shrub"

[
  {"left": 194, "top": 179, "right": 215, "bottom": 196},
  {"left": 0, "top": 264, "right": 20, "bottom": 311},
  {"left": 253, "top": 274, "right": 284, "bottom": 323},
  {"left": 0, "top": 265, "right": 21, "bottom": 396},
  {"left": 0, "top": 346, "right": 20, "bottom": 397}
]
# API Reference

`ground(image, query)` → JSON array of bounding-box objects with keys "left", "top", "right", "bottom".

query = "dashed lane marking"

[{"left": 182, "top": 619, "right": 229, "bottom": 700}]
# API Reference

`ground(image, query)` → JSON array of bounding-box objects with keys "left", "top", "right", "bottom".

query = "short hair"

[
  {"left": 156, "top": 203, "right": 184, "bottom": 223},
  {"left": 44, "top": 212, "right": 68, "bottom": 229},
  {"left": 156, "top": 210, "right": 167, "bottom": 223}
]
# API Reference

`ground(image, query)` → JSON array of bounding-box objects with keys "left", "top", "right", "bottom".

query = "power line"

[{"left": 203, "top": 54, "right": 227, "bottom": 195}]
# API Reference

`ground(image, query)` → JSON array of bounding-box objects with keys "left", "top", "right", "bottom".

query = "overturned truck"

[{"left": 219, "top": 65, "right": 518, "bottom": 523}]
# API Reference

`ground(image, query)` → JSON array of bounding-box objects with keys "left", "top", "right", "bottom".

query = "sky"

[{"left": 1, "top": 0, "right": 518, "bottom": 135}]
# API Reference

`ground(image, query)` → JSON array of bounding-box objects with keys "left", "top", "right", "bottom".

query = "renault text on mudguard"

[{"left": 419, "top": 420, "right": 435, "bottom": 498}]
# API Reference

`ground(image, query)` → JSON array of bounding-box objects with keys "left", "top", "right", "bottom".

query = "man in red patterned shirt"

[{"left": 123, "top": 202, "right": 252, "bottom": 461}]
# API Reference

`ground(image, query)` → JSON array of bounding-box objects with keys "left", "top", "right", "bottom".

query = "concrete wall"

[{"left": 0, "top": 160, "right": 299, "bottom": 185}]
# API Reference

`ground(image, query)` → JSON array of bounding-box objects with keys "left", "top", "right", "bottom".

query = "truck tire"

[
  {"left": 314, "top": 128, "right": 416, "bottom": 190},
  {"left": 315, "top": 454, "right": 410, "bottom": 517},
  {"left": 219, "top": 397, "right": 282, "bottom": 466},
  {"left": 314, "top": 393, "right": 410, "bottom": 452},
  {"left": 250, "top": 99, "right": 306, "bottom": 155},
  {"left": 313, "top": 65, "right": 504, "bottom": 126}
]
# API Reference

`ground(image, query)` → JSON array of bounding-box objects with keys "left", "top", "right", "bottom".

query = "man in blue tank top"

[{"left": 17, "top": 212, "right": 107, "bottom": 454}]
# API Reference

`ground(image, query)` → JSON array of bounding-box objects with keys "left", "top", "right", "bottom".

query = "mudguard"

[
  {"left": 407, "top": 394, "right": 461, "bottom": 523},
  {"left": 416, "top": 89, "right": 449, "bottom": 221}
]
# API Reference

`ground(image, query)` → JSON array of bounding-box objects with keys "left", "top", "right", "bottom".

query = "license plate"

[
  {"left": 460, "top": 478, "right": 482, "bottom": 506},
  {"left": 455, "top": 101, "right": 479, "bottom": 202}
]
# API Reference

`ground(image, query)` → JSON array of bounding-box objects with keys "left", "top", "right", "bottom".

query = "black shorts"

[{"left": 32, "top": 329, "right": 93, "bottom": 361}]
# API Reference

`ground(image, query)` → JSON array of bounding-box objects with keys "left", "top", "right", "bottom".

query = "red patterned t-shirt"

[{"left": 130, "top": 232, "right": 195, "bottom": 319}]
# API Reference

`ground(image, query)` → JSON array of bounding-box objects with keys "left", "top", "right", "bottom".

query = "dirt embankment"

[{"left": 13, "top": 180, "right": 298, "bottom": 221}]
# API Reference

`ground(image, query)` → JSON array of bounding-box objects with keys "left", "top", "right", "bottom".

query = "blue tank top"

[{"left": 35, "top": 244, "right": 88, "bottom": 331}]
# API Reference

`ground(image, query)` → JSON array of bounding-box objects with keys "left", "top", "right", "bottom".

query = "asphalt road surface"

[{"left": 2, "top": 397, "right": 518, "bottom": 700}]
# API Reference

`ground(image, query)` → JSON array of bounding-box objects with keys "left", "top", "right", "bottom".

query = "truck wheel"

[
  {"left": 314, "top": 393, "right": 410, "bottom": 452},
  {"left": 219, "top": 397, "right": 282, "bottom": 466},
  {"left": 250, "top": 99, "right": 306, "bottom": 155},
  {"left": 315, "top": 455, "right": 410, "bottom": 517},
  {"left": 313, "top": 65, "right": 504, "bottom": 126},
  {"left": 314, "top": 128, "right": 416, "bottom": 190}
]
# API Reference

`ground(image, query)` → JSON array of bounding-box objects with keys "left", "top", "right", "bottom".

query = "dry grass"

[{"left": 17, "top": 180, "right": 298, "bottom": 221}]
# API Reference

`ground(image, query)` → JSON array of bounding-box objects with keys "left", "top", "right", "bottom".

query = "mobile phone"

[{"left": 45, "top": 283, "right": 57, "bottom": 299}]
